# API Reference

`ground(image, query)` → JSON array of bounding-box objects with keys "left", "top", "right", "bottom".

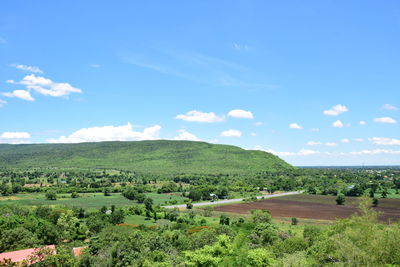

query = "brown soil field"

[{"left": 214, "top": 195, "right": 400, "bottom": 222}]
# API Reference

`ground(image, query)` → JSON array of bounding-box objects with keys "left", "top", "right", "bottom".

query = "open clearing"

[
  {"left": 214, "top": 194, "right": 400, "bottom": 222},
  {"left": 0, "top": 192, "right": 187, "bottom": 210}
]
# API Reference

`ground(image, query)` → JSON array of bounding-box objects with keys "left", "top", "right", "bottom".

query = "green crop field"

[{"left": 0, "top": 192, "right": 187, "bottom": 210}]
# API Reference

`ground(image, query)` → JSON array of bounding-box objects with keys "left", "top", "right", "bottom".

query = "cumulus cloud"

[
  {"left": 289, "top": 123, "right": 303, "bottom": 129},
  {"left": 251, "top": 132, "right": 257, "bottom": 136},
  {"left": 0, "top": 131, "right": 31, "bottom": 144},
  {"left": 173, "top": 129, "right": 201, "bottom": 141},
  {"left": 369, "top": 137, "right": 400, "bottom": 146},
  {"left": 11, "top": 64, "right": 43, "bottom": 74},
  {"left": 359, "top": 121, "right": 367, "bottom": 125},
  {"left": 175, "top": 110, "right": 225, "bottom": 123},
  {"left": 220, "top": 129, "right": 242, "bottom": 137},
  {"left": 382, "top": 104, "right": 399, "bottom": 111},
  {"left": 10, "top": 74, "right": 82, "bottom": 97},
  {"left": 332, "top": 120, "right": 344, "bottom": 128},
  {"left": 1, "top": 132, "right": 31, "bottom": 139},
  {"left": 373, "top": 117, "right": 397, "bottom": 124},
  {"left": 2, "top": 90, "right": 35, "bottom": 101},
  {"left": 353, "top": 138, "right": 364, "bottom": 142},
  {"left": 306, "top": 141, "right": 322, "bottom": 146},
  {"left": 227, "top": 109, "right": 254, "bottom": 119},
  {"left": 341, "top": 138, "right": 350, "bottom": 143},
  {"left": 323, "top": 104, "right": 348, "bottom": 116},
  {"left": 255, "top": 122, "right": 264, "bottom": 126},
  {"left": 47, "top": 123, "right": 161, "bottom": 143}
]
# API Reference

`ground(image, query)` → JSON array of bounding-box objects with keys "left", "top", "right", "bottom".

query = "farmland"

[
  {"left": 214, "top": 194, "right": 400, "bottom": 222},
  {"left": 0, "top": 192, "right": 187, "bottom": 210}
]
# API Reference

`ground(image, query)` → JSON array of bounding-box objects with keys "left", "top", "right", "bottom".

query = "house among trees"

[{"left": 0, "top": 245, "right": 56, "bottom": 265}]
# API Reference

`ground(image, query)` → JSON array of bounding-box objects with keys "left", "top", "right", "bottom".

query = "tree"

[
  {"left": 336, "top": 194, "right": 345, "bottom": 205},
  {"left": 219, "top": 215, "right": 230, "bottom": 225},
  {"left": 122, "top": 187, "right": 137, "bottom": 200},
  {"left": 109, "top": 209, "right": 125, "bottom": 225},
  {"left": 381, "top": 189, "right": 388, "bottom": 198},
  {"left": 45, "top": 190, "right": 57, "bottom": 200},
  {"left": 71, "top": 192, "right": 79, "bottom": 198},
  {"left": 372, "top": 198, "right": 378, "bottom": 207},
  {"left": 251, "top": 209, "right": 272, "bottom": 224},
  {"left": 247, "top": 248, "right": 276, "bottom": 266},
  {"left": 291, "top": 217, "right": 298, "bottom": 225},
  {"left": 103, "top": 188, "right": 111, "bottom": 196},
  {"left": 144, "top": 197, "right": 154, "bottom": 218},
  {"left": 186, "top": 202, "right": 193, "bottom": 209}
]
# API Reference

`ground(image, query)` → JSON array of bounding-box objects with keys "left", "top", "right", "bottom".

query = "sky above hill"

[{"left": 0, "top": 0, "right": 399, "bottom": 166}]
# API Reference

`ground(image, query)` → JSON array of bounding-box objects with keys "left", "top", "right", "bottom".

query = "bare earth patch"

[{"left": 214, "top": 197, "right": 400, "bottom": 222}]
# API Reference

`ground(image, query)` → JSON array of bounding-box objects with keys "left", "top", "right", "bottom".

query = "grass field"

[{"left": 0, "top": 192, "right": 188, "bottom": 210}]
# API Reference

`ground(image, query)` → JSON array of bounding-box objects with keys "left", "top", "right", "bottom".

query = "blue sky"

[{"left": 0, "top": 0, "right": 399, "bottom": 166}]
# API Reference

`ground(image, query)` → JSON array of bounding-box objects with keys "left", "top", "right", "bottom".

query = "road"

[{"left": 162, "top": 191, "right": 303, "bottom": 209}]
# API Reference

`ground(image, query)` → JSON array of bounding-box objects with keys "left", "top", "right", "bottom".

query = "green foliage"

[
  {"left": 336, "top": 194, "right": 345, "bottom": 205},
  {"left": 45, "top": 190, "right": 57, "bottom": 200},
  {"left": 251, "top": 209, "right": 272, "bottom": 224},
  {"left": 0, "top": 140, "right": 293, "bottom": 175},
  {"left": 291, "top": 217, "right": 298, "bottom": 225},
  {"left": 184, "top": 235, "right": 233, "bottom": 267},
  {"left": 247, "top": 248, "right": 276, "bottom": 266}
]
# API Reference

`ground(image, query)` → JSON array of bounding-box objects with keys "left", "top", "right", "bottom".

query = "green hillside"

[{"left": 0, "top": 140, "right": 293, "bottom": 174}]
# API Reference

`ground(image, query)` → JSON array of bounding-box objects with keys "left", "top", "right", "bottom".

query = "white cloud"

[
  {"left": 256, "top": 147, "right": 320, "bottom": 157},
  {"left": 1, "top": 132, "right": 31, "bottom": 139},
  {"left": 359, "top": 121, "right": 367, "bottom": 125},
  {"left": 369, "top": 137, "right": 400, "bottom": 146},
  {"left": 325, "top": 142, "right": 337, "bottom": 147},
  {"left": 323, "top": 104, "right": 348, "bottom": 116},
  {"left": 0, "top": 99, "right": 6, "bottom": 107},
  {"left": 47, "top": 123, "right": 161, "bottom": 143},
  {"left": 255, "top": 122, "right": 264, "bottom": 126},
  {"left": 341, "top": 138, "right": 350, "bottom": 143},
  {"left": 373, "top": 117, "right": 397, "bottom": 124},
  {"left": 233, "top": 43, "right": 250, "bottom": 51},
  {"left": 251, "top": 132, "right": 257, "bottom": 136},
  {"left": 175, "top": 110, "right": 225, "bottom": 123},
  {"left": 289, "top": 123, "right": 303, "bottom": 129},
  {"left": 220, "top": 129, "right": 242, "bottom": 137},
  {"left": 349, "top": 149, "right": 400, "bottom": 155},
  {"left": 2, "top": 90, "right": 35, "bottom": 101},
  {"left": 353, "top": 138, "right": 364, "bottom": 142},
  {"left": 11, "top": 64, "right": 43, "bottom": 74},
  {"left": 173, "top": 129, "right": 201, "bottom": 141},
  {"left": 227, "top": 109, "right": 254, "bottom": 119},
  {"left": 306, "top": 141, "right": 322, "bottom": 146},
  {"left": 13, "top": 74, "right": 82, "bottom": 97},
  {"left": 382, "top": 104, "right": 398, "bottom": 111},
  {"left": 310, "top": 128, "right": 320, "bottom": 132},
  {"left": 332, "top": 120, "right": 344, "bottom": 128}
]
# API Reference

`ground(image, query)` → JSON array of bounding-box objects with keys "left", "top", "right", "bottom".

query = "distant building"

[{"left": 0, "top": 245, "right": 56, "bottom": 265}]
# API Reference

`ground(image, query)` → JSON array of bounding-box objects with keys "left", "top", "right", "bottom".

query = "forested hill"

[{"left": 0, "top": 140, "right": 293, "bottom": 174}]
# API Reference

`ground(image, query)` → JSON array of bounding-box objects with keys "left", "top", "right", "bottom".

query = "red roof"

[
  {"left": 0, "top": 245, "right": 56, "bottom": 263},
  {"left": 72, "top": 247, "right": 86, "bottom": 257}
]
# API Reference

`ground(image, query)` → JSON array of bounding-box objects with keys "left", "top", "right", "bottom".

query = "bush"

[
  {"left": 45, "top": 190, "right": 57, "bottom": 200},
  {"left": 291, "top": 217, "right": 298, "bottom": 225},
  {"left": 336, "top": 194, "right": 345, "bottom": 205}
]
